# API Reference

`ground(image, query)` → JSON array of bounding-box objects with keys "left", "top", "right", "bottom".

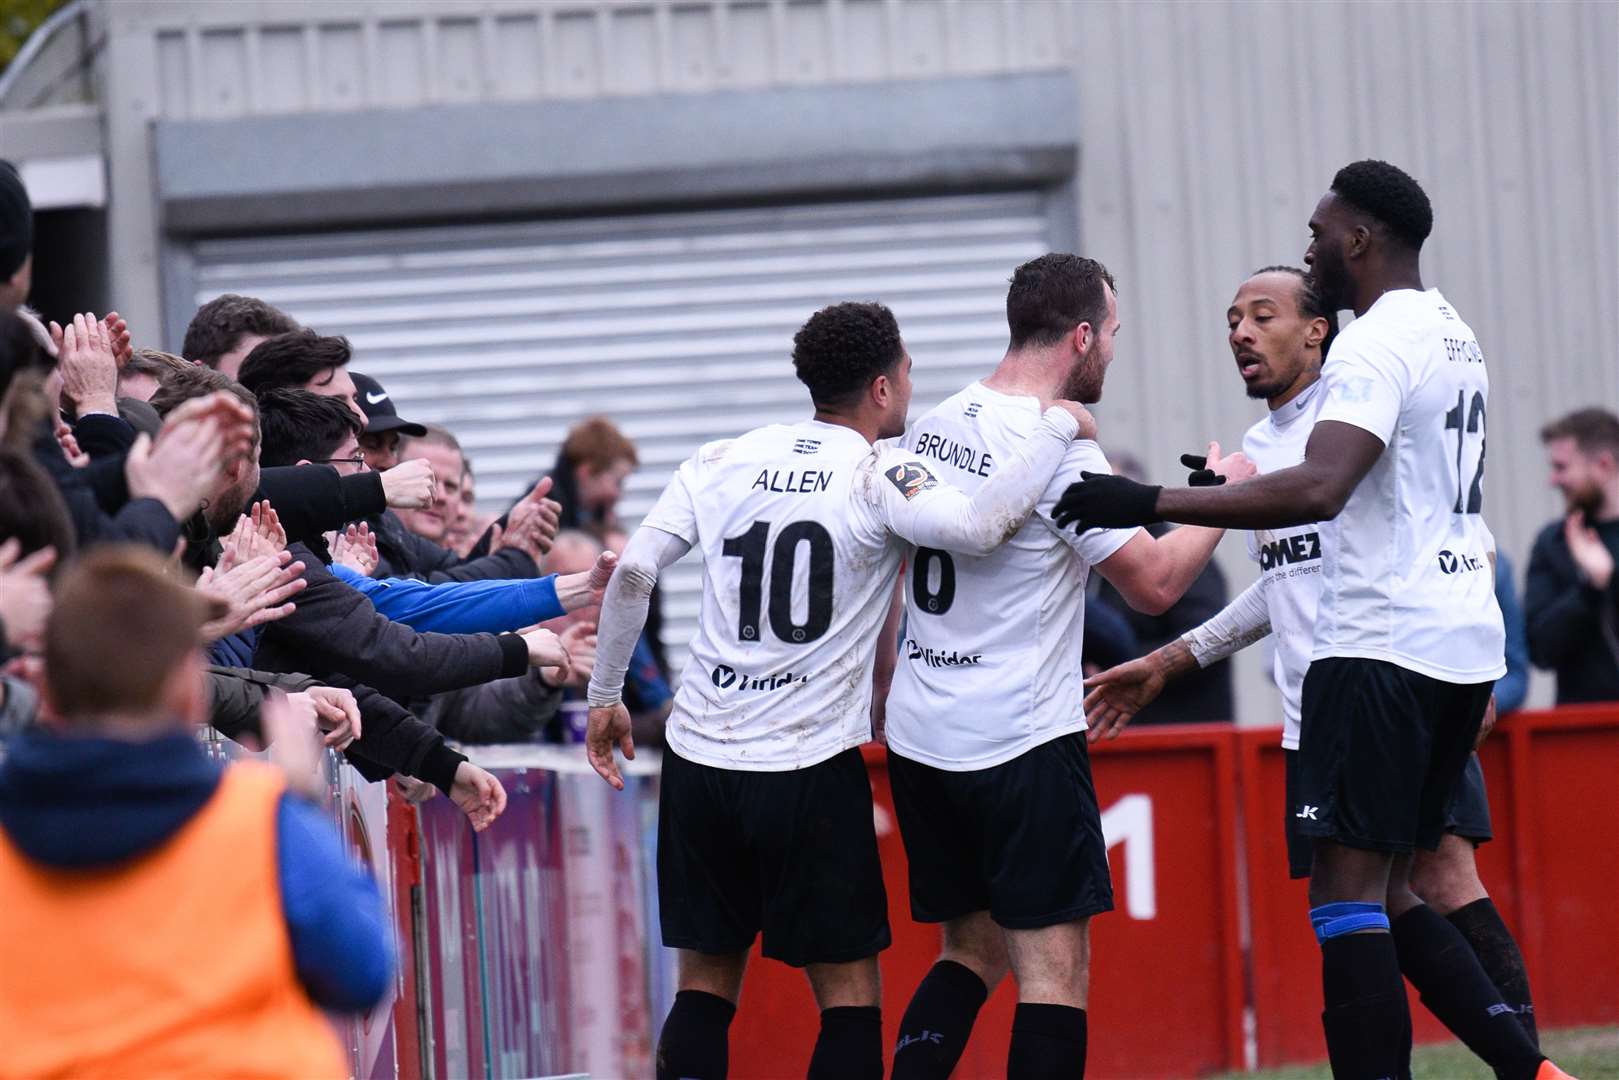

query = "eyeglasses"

[{"left": 313, "top": 454, "right": 367, "bottom": 467}]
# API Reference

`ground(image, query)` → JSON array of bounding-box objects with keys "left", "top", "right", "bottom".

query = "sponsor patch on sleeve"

[{"left": 884, "top": 461, "right": 939, "bottom": 501}]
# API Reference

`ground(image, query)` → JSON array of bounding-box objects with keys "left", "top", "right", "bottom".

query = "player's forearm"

[
  {"left": 1147, "top": 638, "right": 1202, "bottom": 685},
  {"left": 1141, "top": 524, "right": 1226, "bottom": 609},
  {"left": 1181, "top": 577, "right": 1272, "bottom": 667},
  {"left": 587, "top": 527, "right": 689, "bottom": 707},
  {"left": 908, "top": 407, "right": 1078, "bottom": 554},
  {"left": 1156, "top": 464, "right": 1341, "bottom": 530}
]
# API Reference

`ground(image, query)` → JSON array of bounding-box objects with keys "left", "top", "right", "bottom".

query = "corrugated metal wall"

[
  {"left": 91, "top": 0, "right": 1617, "bottom": 714},
  {"left": 188, "top": 191, "right": 1055, "bottom": 674}
]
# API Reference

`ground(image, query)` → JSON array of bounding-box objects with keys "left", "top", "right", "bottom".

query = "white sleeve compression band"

[
  {"left": 1181, "top": 577, "right": 1272, "bottom": 668},
  {"left": 586, "top": 526, "right": 691, "bottom": 708}
]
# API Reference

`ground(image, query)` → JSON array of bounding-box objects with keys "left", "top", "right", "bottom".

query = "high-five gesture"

[{"left": 52, "top": 312, "right": 119, "bottom": 417}]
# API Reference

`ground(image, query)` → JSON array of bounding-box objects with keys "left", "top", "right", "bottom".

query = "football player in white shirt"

[
  {"left": 1083, "top": 265, "right": 1543, "bottom": 1069},
  {"left": 581, "top": 301, "right": 1095, "bottom": 1080},
  {"left": 1055, "top": 163, "right": 1564, "bottom": 1080},
  {"left": 880, "top": 254, "right": 1256, "bottom": 1080}
]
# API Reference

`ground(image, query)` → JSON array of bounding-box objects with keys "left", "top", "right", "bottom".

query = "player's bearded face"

[
  {"left": 1062, "top": 335, "right": 1108, "bottom": 404},
  {"left": 1304, "top": 195, "right": 1353, "bottom": 311},
  {"left": 1229, "top": 275, "right": 1315, "bottom": 401}
]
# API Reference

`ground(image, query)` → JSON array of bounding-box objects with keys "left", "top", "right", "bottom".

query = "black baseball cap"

[{"left": 352, "top": 371, "right": 427, "bottom": 437}]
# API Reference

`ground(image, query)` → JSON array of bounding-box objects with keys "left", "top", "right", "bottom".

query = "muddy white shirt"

[
  {"left": 884, "top": 383, "right": 1140, "bottom": 771},
  {"left": 1311, "top": 289, "right": 1505, "bottom": 684},
  {"left": 629, "top": 411, "right": 1078, "bottom": 771}
]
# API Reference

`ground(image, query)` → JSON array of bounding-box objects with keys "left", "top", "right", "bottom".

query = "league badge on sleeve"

[{"left": 885, "top": 461, "right": 939, "bottom": 501}]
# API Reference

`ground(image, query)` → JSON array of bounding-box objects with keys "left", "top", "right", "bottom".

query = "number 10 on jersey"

[{"left": 721, "top": 521, "right": 834, "bottom": 644}]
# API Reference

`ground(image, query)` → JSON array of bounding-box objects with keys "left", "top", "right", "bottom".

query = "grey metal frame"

[{"left": 157, "top": 71, "right": 1079, "bottom": 347}]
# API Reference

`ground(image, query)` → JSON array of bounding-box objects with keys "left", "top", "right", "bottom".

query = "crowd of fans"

[
  {"left": 1, "top": 150, "right": 1615, "bottom": 1065},
  {"left": 0, "top": 159, "right": 678, "bottom": 1063}
]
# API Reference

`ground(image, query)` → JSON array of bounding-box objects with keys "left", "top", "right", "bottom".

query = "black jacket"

[
  {"left": 422, "top": 671, "right": 564, "bottom": 744},
  {"left": 253, "top": 544, "right": 530, "bottom": 702},
  {"left": 30, "top": 418, "right": 179, "bottom": 554},
  {"left": 369, "top": 508, "right": 537, "bottom": 583},
  {"left": 181, "top": 466, "right": 386, "bottom": 573},
  {"left": 1524, "top": 516, "right": 1619, "bottom": 704},
  {"left": 1095, "top": 524, "right": 1235, "bottom": 725}
]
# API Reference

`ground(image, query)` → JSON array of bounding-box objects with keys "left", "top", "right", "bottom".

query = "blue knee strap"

[{"left": 1310, "top": 902, "right": 1390, "bottom": 943}]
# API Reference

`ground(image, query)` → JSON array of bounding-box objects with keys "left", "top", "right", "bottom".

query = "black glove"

[
  {"left": 1180, "top": 452, "right": 1226, "bottom": 487},
  {"left": 1052, "top": 472, "right": 1164, "bottom": 531}
]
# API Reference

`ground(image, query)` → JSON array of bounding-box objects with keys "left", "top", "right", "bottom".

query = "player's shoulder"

[{"left": 869, "top": 441, "right": 944, "bottom": 499}]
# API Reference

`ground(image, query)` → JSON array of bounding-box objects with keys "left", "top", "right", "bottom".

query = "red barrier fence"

[{"left": 724, "top": 706, "right": 1619, "bottom": 1077}]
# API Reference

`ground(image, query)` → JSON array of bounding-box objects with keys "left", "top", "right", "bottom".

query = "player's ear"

[
  {"left": 1304, "top": 317, "right": 1327, "bottom": 348},
  {"left": 869, "top": 372, "right": 890, "bottom": 410},
  {"left": 1071, "top": 320, "right": 1093, "bottom": 356}
]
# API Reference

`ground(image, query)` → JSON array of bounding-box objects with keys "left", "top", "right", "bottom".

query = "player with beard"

[
  {"left": 1083, "top": 265, "right": 1544, "bottom": 1068},
  {"left": 881, "top": 254, "right": 1254, "bottom": 1078},
  {"left": 582, "top": 301, "right": 1097, "bottom": 1080},
  {"left": 1053, "top": 163, "right": 1568, "bottom": 1079}
]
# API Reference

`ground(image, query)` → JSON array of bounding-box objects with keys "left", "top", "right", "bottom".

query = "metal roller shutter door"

[{"left": 188, "top": 190, "right": 1054, "bottom": 678}]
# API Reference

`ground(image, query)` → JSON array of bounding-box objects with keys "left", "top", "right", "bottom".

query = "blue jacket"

[
  {"left": 329, "top": 566, "right": 564, "bottom": 633},
  {"left": 0, "top": 730, "right": 394, "bottom": 1013}
]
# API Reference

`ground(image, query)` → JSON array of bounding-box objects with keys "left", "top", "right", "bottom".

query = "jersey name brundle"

[
  {"left": 749, "top": 468, "right": 833, "bottom": 494},
  {"left": 912, "top": 432, "right": 994, "bottom": 477},
  {"left": 904, "top": 639, "right": 983, "bottom": 668},
  {"left": 709, "top": 664, "right": 812, "bottom": 692}
]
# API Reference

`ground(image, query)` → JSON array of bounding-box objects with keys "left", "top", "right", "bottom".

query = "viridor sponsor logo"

[
  {"left": 1436, "top": 549, "right": 1485, "bottom": 575},
  {"left": 1258, "top": 532, "right": 1321, "bottom": 570},
  {"left": 905, "top": 639, "right": 982, "bottom": 668},
  {"left": 709, "top": 665, "right": 810, "bottom": 692}
]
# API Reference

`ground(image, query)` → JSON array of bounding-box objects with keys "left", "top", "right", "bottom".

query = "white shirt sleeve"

[
  {"left": 1315, "top": 331, "right": 1406, "bottom": 446},
  {"left": 586, "top": 525, "right": 692, "bottom": 707},
  {"left": 1181, "top": 577, "right": 1273, "bottom": 667},
  {"left": 1037, "top": 440, "right": 1139, "bottom": 565},
  {"left": 640, "top": 446, "right": 715, "bottom": 546},
  {"left": 864, "top": 406, "right": 1079, "bottom": 555}
]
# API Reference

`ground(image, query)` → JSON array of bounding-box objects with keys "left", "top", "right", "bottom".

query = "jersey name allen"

[{"left": 749, "top": 468, "right": 833, "bottom": 494}]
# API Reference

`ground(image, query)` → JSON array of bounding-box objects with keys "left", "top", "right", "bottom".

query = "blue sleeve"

[
  {"left": 1494, "top": 552, "right": 1529, "bottom": 715},
  {"left": 328, "top": 567, "right": 563, "bottom": 633},
  {"left": 276, "top": 794, "right": 396, "bottom": 1013}
]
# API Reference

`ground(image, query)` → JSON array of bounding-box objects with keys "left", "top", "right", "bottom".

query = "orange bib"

[{"left": 0, "top": 762, "right": 350, "bottom": 1078}]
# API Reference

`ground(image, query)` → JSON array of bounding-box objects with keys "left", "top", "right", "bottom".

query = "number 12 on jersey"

[
  {"left": 1443, "top": 389, "right": 1486, "bottom": 514},
  {"left": 721, "top": 520, "right": 834, "bottom": 644}
]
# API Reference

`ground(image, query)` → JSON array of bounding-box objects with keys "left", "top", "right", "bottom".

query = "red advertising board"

[{"left": 730, "top": 728, "right": 1248, "bottom": 1077}]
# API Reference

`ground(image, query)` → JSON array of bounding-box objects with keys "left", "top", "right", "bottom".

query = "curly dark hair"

[
  {"left": 257, "top": 388, "right": 364, "bottom": 467},
  {"left": 1330, "top": 160, "right": 1433, "bottom": 250},
  {"left": 237, "top": 330, "right": 352, "bottom": 398},
  {"left": 791, "top": 302, "right": 904, "bottom": 409},
  {"left": 1006, "top": 254, "right": 1116, "bottom": 349},
  {"left": 1252, "top": 265, "right": 1339, "bottom": 358},
  {"left": 182, "top": 294, "right": 300, "bottom": 368}
]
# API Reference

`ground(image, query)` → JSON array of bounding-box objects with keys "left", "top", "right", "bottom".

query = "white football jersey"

[
  {"left": 885, "top": 383, "right": 1140, "bottom": 771},
  {"left": 1312, "top": 289, "right": 1506, "bottom": 683},
  {"left": 641, "top": 413, "right": 1079, "bottom": 772},
  {"left": 1241, "top": 380, "right": 1327, "bottom": 749}
]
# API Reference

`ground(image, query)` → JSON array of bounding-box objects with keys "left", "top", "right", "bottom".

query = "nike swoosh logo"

[{"left": 365, "top": 391, "right": 388, "bottom": 404}]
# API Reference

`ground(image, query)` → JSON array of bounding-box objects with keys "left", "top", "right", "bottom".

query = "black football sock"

[
  {"left": 1006, "top": 1002, "right": 1086, "bottom": 1080},
  {"left": 891, "top": 960, "right": 991, "bottom": 1080},
  {"left": 1320, "top": 932, "right": 1413, "bottom": 1080},
  {"left": 807, "top": 1006, "right": 883, "bottom": 1080},
  {"left": 656, "top": 989, "right": 736, "bottom": 1080},
  {"left": 1391, "top": 905, "right": 1544, "bottom": 1079},
  {"left": 1447, "top": 898, "right": 1539, "bottom": 1047}
]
